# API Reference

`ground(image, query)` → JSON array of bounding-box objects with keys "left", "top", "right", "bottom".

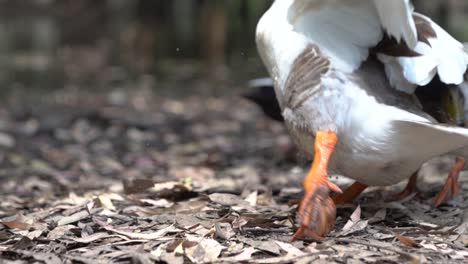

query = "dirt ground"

[{"left": 0, "top": 83, "right": 467, "bottom": 263}]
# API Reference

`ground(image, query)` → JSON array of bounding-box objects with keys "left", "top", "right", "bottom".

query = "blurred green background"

[{"left": 0, "top": 0, "right": 466, "bottom": 95}]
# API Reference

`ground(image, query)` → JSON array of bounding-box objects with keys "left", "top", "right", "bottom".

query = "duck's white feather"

[
  {"left": 379, "top": 41, "right": 438, "bottom": 90},
  {"left": 290, "top": 1, "right": 382, "bottom": 73},
  {"left": 257, "top": 0, "right": 422, "bottom": 92},
  {"left": 377, "top": 14, "right": 468, "bottom": 93},
  {"left": 259, "top": 1, "right": 468, "bottom": 95},
  {"left": 373, "top": 0, "right": 417, "bottom": 48},
  {"left": 424, "top": 15, "right": 468, "bottom": 85}
]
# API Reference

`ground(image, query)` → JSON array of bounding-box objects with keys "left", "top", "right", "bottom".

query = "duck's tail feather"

[{"left": 392, "top": 120, "right": 468, "bottom": 161}]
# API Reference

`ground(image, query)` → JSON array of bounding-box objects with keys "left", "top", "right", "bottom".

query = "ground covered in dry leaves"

[{"left": 0, "top": 83, "right": 467, "bottom": 263}]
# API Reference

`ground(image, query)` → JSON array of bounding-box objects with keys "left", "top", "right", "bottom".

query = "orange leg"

[
  {"left": 389, "top": 171, "right": 419, "bottom": 201},
  {"left": 288, "top": 181, "right": 367, "bottom": 207},
  {"left": 332, "top": 182, "right": 368, "bottom": 204},
  {"left": 433, "top": 157, "right": 465, "bottom": 207},
  {"left": 291, "top": 131, "right": 342, "bottom": 241}
]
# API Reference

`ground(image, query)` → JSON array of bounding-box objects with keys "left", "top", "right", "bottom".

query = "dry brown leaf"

[
  {"left": 123, "top": 178, "right": 155, "bottom": 194},
  {"left": 184, "top": 237, "right": 225, "bottom": 263},
  {"left": 0, "top": 231, "right": 9, "bottom": 241},
  {"left": 25, "top": 230, "right": 43, "bottom": 240},
  {"left": 57, "top": 210, "right": 90, "bottom": 226},
  {"left": 94, "top": 217, "right": 177, "bottom": 240},
  {"left": 11, "top": 236, "right": 34, "bottom": 250},
  {"left": 209, "top": 193, "right": 248, "bottom": 206},
  {"left": 339, "top": 205, "right": 368, "bottom": 236},
  {"left": 342, "top": 205, "right": 361, "bottom": 231},
  {"left": 95, "top": 193, "right": 123, "bottom": 211},
  {"left": 96, "top": 196, "right": 116, "bottom": 211},
  {"left": 396, "top": 234, "right": 420, "bottom": 248},
  {"left": 247, "top": 242, "right": 307, "bottom": 264},
  {"left": 368, "top": 208, "right": 386, "bottom": 224},
  {"left": 0, "top": 215, "right": 31, "bottom": 230},
  {"left": 47, "top": 225, "right": 75, "bottom": 240},
  {"left": 218, "top": 247, "right": 257, "bottom": 262},
  {"left": 238, "top": 237, "right": 281, "bottom": 255},
  {"left": 275, "top": 241, "right": 305, "bottom": 257},
  {"left": 214, "top": 223, "right": 235, "bottom": 240},
  {"left": 151, "top": 242, "right": 185, "bottom": 264},
  {"left": 72, "top": 232, "right": 116, "bottom": 243}
]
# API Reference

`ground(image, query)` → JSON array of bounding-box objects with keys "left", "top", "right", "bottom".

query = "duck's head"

[{"left": 442, "top": 85, "right": 465, "bottom": 126}]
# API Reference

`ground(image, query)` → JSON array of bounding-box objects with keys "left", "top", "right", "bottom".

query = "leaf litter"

[{"left": 0, "top": 86, "right": 467, "bottom": 263}]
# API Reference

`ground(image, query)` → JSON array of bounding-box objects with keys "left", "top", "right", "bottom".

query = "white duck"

[{"left": 256, "top": 0, "right": 468, "bottom": 240}]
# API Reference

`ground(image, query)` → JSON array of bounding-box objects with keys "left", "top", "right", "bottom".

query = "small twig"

[
  {"left": 242, "top": 227, "right": 291, "bottom": 234},
  {"left": 335, "top": 238, "right": 421, "bottom": 263}
]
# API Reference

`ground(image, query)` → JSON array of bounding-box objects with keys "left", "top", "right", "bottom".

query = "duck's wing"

[
  {"left": 284, "top": 0, "right": 418, "bottom": 74},
  {"left": 376, "top": 13, "right": 468, "bottom": 93},
  {"left": 257, "top": 0, "right": 468, "bottom": 99}
]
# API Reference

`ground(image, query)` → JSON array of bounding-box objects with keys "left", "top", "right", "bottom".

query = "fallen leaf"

[
  {"left": 247, "top": 241, "right": 307, "bottom": 263},
  {"left": 123, "top": 178, "right": 155, "bottom": 194},
  {"left": 368, "top": 208, "right": 386, "bottom": 224},
  {"left": 26, "top": 230, "right": 43, "bottom": 240},
  {"left": 338, "top": 208, "right": 368, "bottom": 238},
  {"left": 151, "top": 243, "right": 185, "bottom": 264},
  {"left": 57, "top": 210, "right": 90, "bottom": 226},
  {"left": 214, "top": 223, "right": 235, "bottom": 240},
  {"left": 11, "top": 236, "right": 34, "bottom": 250},
  {"left": 342, "top": 205, "right": 361, "bottom": 231},
  {"left": 275, "top": 241, "right": 305, "bottom": 257},
  {"left": 396, "top": 234, "right": 420, "bottom": 248},
  {"left": 0, "top": 215, "right": 31, "bottom": 230},
  {"left": 47, "top": 225, "right": 75, "bottom": 240},
  {"left": 94, "top": 217, "right": 177, "bottom": 240},
  {"left": 0, "top": 231, "right": 9, "bottom": 241},
  {"left": 336, "top": 205, "right": 369, "bottom": 237},
  {"left": 96, "top": 195, "right": 116, "bottom": 211},
  {"left": 72, "top": 232, "right": 116, "bottom": 243},
  {"left": 218, "top": 247, "right": 256, "bottom": 262},
  {"left": 0, "top": 132, "right": 15, "bottom": 148},
  {"left": 30, "top": 253, "right": 62, "bottom": 264},
  {"left": 238, "top": 237, "right": 281, "bottom": 255},
  {"left": 209, "top": 193, "right": 248, "bottom": 206},
  {"left": 245, "top": 191, "right": 258, "bottom": 207},
  {"left": 185, "top": 237, "right": 225, "bottom": 263}
]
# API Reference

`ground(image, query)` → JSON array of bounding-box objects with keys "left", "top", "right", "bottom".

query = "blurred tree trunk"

[
  {"left": 4, "top": 0, "right": 59, "bottom": 89},
  {"left": 437, "top": 1, "right": 450, "bottom": 29},
  {"left": 172, "top": 0, "right": 196, "bottom": 56},
  {"left": 31, "top": 9, "right": 58, "bottom": 88},
  {"left": 199, "top": 0, "right": 226, "bottom": 67},
  {"left": 108, "top": 0, "right": 137, "bottom": 69}
]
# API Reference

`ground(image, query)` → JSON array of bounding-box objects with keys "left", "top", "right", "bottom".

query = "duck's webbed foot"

[
  {"left": 291, "top": 131, "right": 342, "bottom": 241},
  {"left": 293, "top": 178, "right": 341, "bottom": 241}
]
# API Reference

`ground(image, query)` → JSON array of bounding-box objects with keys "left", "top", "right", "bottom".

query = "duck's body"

[
  {"left": 256, "top": 0, "right": 468, "bottom": 240},
  {"left": 284, "top": 57, "right": 438, "bottom": 186}
]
